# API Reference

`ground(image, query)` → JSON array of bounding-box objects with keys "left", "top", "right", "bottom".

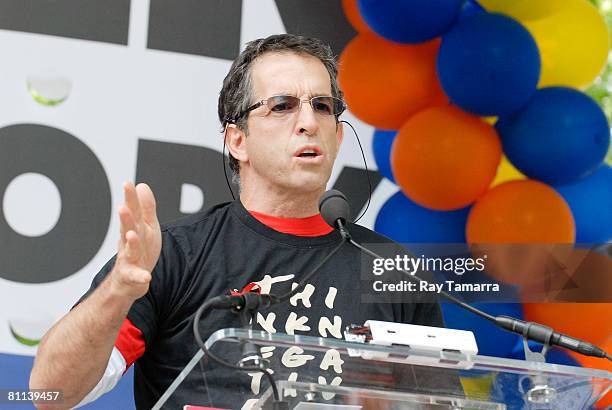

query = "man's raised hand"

[{"left": 111, "top": 182, "right": 162, "bottom": 300}]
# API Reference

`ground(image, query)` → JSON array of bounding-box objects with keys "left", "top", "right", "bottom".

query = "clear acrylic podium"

[{"left": 154, "top": 328, "right": 612, "bottom": 409}]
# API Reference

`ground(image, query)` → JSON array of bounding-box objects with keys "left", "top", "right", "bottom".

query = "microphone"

[
  {"left": 319, "top": 189, "right": 351, "bottom": 240},
  {"left": 495, "top": 316, "right": 610, "bottom": 359},
  {"left": 320, "top": 189, "right": 611, "bottom": 361}
]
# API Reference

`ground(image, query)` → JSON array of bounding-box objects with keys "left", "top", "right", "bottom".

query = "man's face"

[{"left": 238, "top": 52, "right": 343, "bottom": 195}]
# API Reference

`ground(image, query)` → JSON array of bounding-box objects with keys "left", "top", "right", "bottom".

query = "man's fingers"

[
  {"left": 118, "top": 206, "right": 136, "bottom": 243},
  {"left": 124, "top": 182, "right": 142, "bottom": 222},
  {"left": 136, "top": 183, "right": 158, "bottom": 226},
  {"left": 124, "top": 230, "right": 141, "bottom": 262},
  {"left": 126, "top": 268, "right": 151, "bottom": 285},
  {"left": 114, "top": 264, "right": 151, "bottom": 288}
]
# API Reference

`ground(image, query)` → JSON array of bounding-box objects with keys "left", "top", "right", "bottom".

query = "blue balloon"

[
  {"left": 545, "top": 348, "right": 582, "bottom": 367},
  {"left": 437, "top": 13, "right": 540, "bottom": 116},
  {"left": 375, "top": 191, "right": 469, "bottom": 243},
  {"left": 459, "top": 0, "right": 486, "bottom": 21},
  {"left": 497, "top": 87, "right": 610, "bottom": 185},
  {"left": 358, "top": 0, "right": 463, "bottom": 44},
  {"left": 372, "top": 129, "right": 397, "bottom": 183},
  {"left": 441, "top": 302, "right": 523, "bottom": 357},
  {"left": 554, "top": 165, "right": 612, "bottom": 243}
]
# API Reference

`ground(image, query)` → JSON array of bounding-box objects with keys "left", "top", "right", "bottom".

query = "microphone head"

[{"left": 319, "top": 190, "right": 350, "bottom": 229}]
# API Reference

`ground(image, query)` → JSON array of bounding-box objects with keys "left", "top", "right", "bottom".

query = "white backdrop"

[{"left": 0, "top": 0, "right": 398, "bottom": 357}]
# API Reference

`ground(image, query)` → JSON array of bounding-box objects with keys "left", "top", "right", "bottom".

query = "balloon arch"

[{"left": 340, "top": 1, "right": 612, "bottom": 405}]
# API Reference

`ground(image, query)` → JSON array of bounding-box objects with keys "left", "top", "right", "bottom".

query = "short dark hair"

[{"left": 218, "top": 34, "right": 344, "bottom": 180}]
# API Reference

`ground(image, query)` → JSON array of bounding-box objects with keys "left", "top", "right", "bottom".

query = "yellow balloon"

[
  {"left": 478, "top": 0, "right": 568, "bottom": 21},
  {"left": 491, "top": 155, "right": 526, "bottom": 187},
  {"left": 482, "top": 116, "right": 497, "bottom": 125},
  {"left": 523, "top": 0, "right": 610, "bottom": 89}
]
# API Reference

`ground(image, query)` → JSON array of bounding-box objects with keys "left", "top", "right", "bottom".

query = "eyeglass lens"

[{"left": 267, "top": 96, "right": 344, "bottom": 116}]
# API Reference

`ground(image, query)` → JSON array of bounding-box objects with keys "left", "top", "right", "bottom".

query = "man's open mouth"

[{"left": 295, "top": 146, "right": 323, "bottom": 158}]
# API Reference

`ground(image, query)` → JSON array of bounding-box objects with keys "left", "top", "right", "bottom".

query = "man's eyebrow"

[{"left": 298, "top": 92, "right": 335, "bottom": 98}]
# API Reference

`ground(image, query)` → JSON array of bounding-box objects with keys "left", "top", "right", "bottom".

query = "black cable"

[
  {"left": 339, "top": 120, "right": 372, "bottom": 224},
  {"left": 221, "top": 126, "right": 236, "bottom": 200},
  {"left": 193, "top": 298, "right": 280, "bottom": 401},
  {"left": 192, "top": 236, "right": 348, "bottom": 402},
  {"left": 350, "top": 237, "right": 612, "bottom": 360},
  {"left": 193, "top": 231, "right": 347, "bottom": 402}
]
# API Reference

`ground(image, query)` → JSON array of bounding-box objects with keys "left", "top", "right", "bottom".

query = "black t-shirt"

[{"left": 81, "top": 201, "right": 445, "bottom": 409}]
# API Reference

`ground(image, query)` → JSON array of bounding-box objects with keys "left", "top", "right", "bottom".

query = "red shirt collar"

[{"left": 248, "top": 210, "right": 334, "bottom": 237}]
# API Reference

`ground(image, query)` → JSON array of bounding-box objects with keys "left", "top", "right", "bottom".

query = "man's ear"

[
  {"left": 335, "top": 121, "right": 344, "bottom": 155},
  {"left": 225, "top": 124, "right": 248, "bottom": 163}
]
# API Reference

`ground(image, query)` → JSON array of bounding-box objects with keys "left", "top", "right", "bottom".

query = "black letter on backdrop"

[
  {"left": 0, "top": 0, "right": 130, "bottom": 44},
  {"left": 147, "top": 0, "right": 242, "bottom": 59},
  {"left": 0, "top": 124, "right": 111, "bottom": 283},
  {"left": 332, "top": 166, "right": 383, "bottom": 221},
  {"left": 135, "top": 139, "right": 237, "bottom": 223},
  {"left": 274, "top": 0, "right": 356, "bottom": 56},
  {"left": 147, "top": 0, "right": 355, "bottom": 59}
]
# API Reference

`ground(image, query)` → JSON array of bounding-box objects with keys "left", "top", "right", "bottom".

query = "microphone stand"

[{"left": 191, "top": 293, "right": 287, "bottom": 408}]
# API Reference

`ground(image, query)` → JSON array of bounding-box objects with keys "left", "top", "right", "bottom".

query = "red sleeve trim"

[{"left": 115, "top": 318, "right": 146, "bottom": 372}]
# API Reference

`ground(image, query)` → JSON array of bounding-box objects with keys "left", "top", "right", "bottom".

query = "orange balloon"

[
  {"left": 342, "top": 0, "right": 370, "bottom": 33},
  {"left": 524, "top": 303, "right": 612, "bottom": 347},
  {"left": 467, "top": 180, "right": 575, "bottom": 244},
  {"left": 569, "top": 336, "right": 612, "bottom": 408},
  {"left": 338, "top": 33, "right": 447, "bottom": 130},
  {"left": 467, "top": 181, "right": 575, "bottom": 285},
  {"left": 391, "top": 105, "right": 501, "bottom": 210}
]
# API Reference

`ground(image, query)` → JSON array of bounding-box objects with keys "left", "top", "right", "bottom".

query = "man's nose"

[{"left": 295, "top": 101, "right": 320, "bottom": 136}]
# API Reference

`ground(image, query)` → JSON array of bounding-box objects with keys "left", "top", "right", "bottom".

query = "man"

[{"left": 30, "top": 34, "right": 444, "bottom": 409}]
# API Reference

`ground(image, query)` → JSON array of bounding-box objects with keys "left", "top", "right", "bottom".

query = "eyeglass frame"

[{"left": 237, "top": 95, "right": 347, "bottom": 120}]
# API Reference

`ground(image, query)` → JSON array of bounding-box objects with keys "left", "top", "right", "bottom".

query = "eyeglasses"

[{"left": 240, "top": 95, "right": 347, "bottom": 118}]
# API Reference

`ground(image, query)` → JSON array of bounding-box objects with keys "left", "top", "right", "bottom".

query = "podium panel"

[{"left": 153, "top": 328, "right": 612, "bottom": 409}]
